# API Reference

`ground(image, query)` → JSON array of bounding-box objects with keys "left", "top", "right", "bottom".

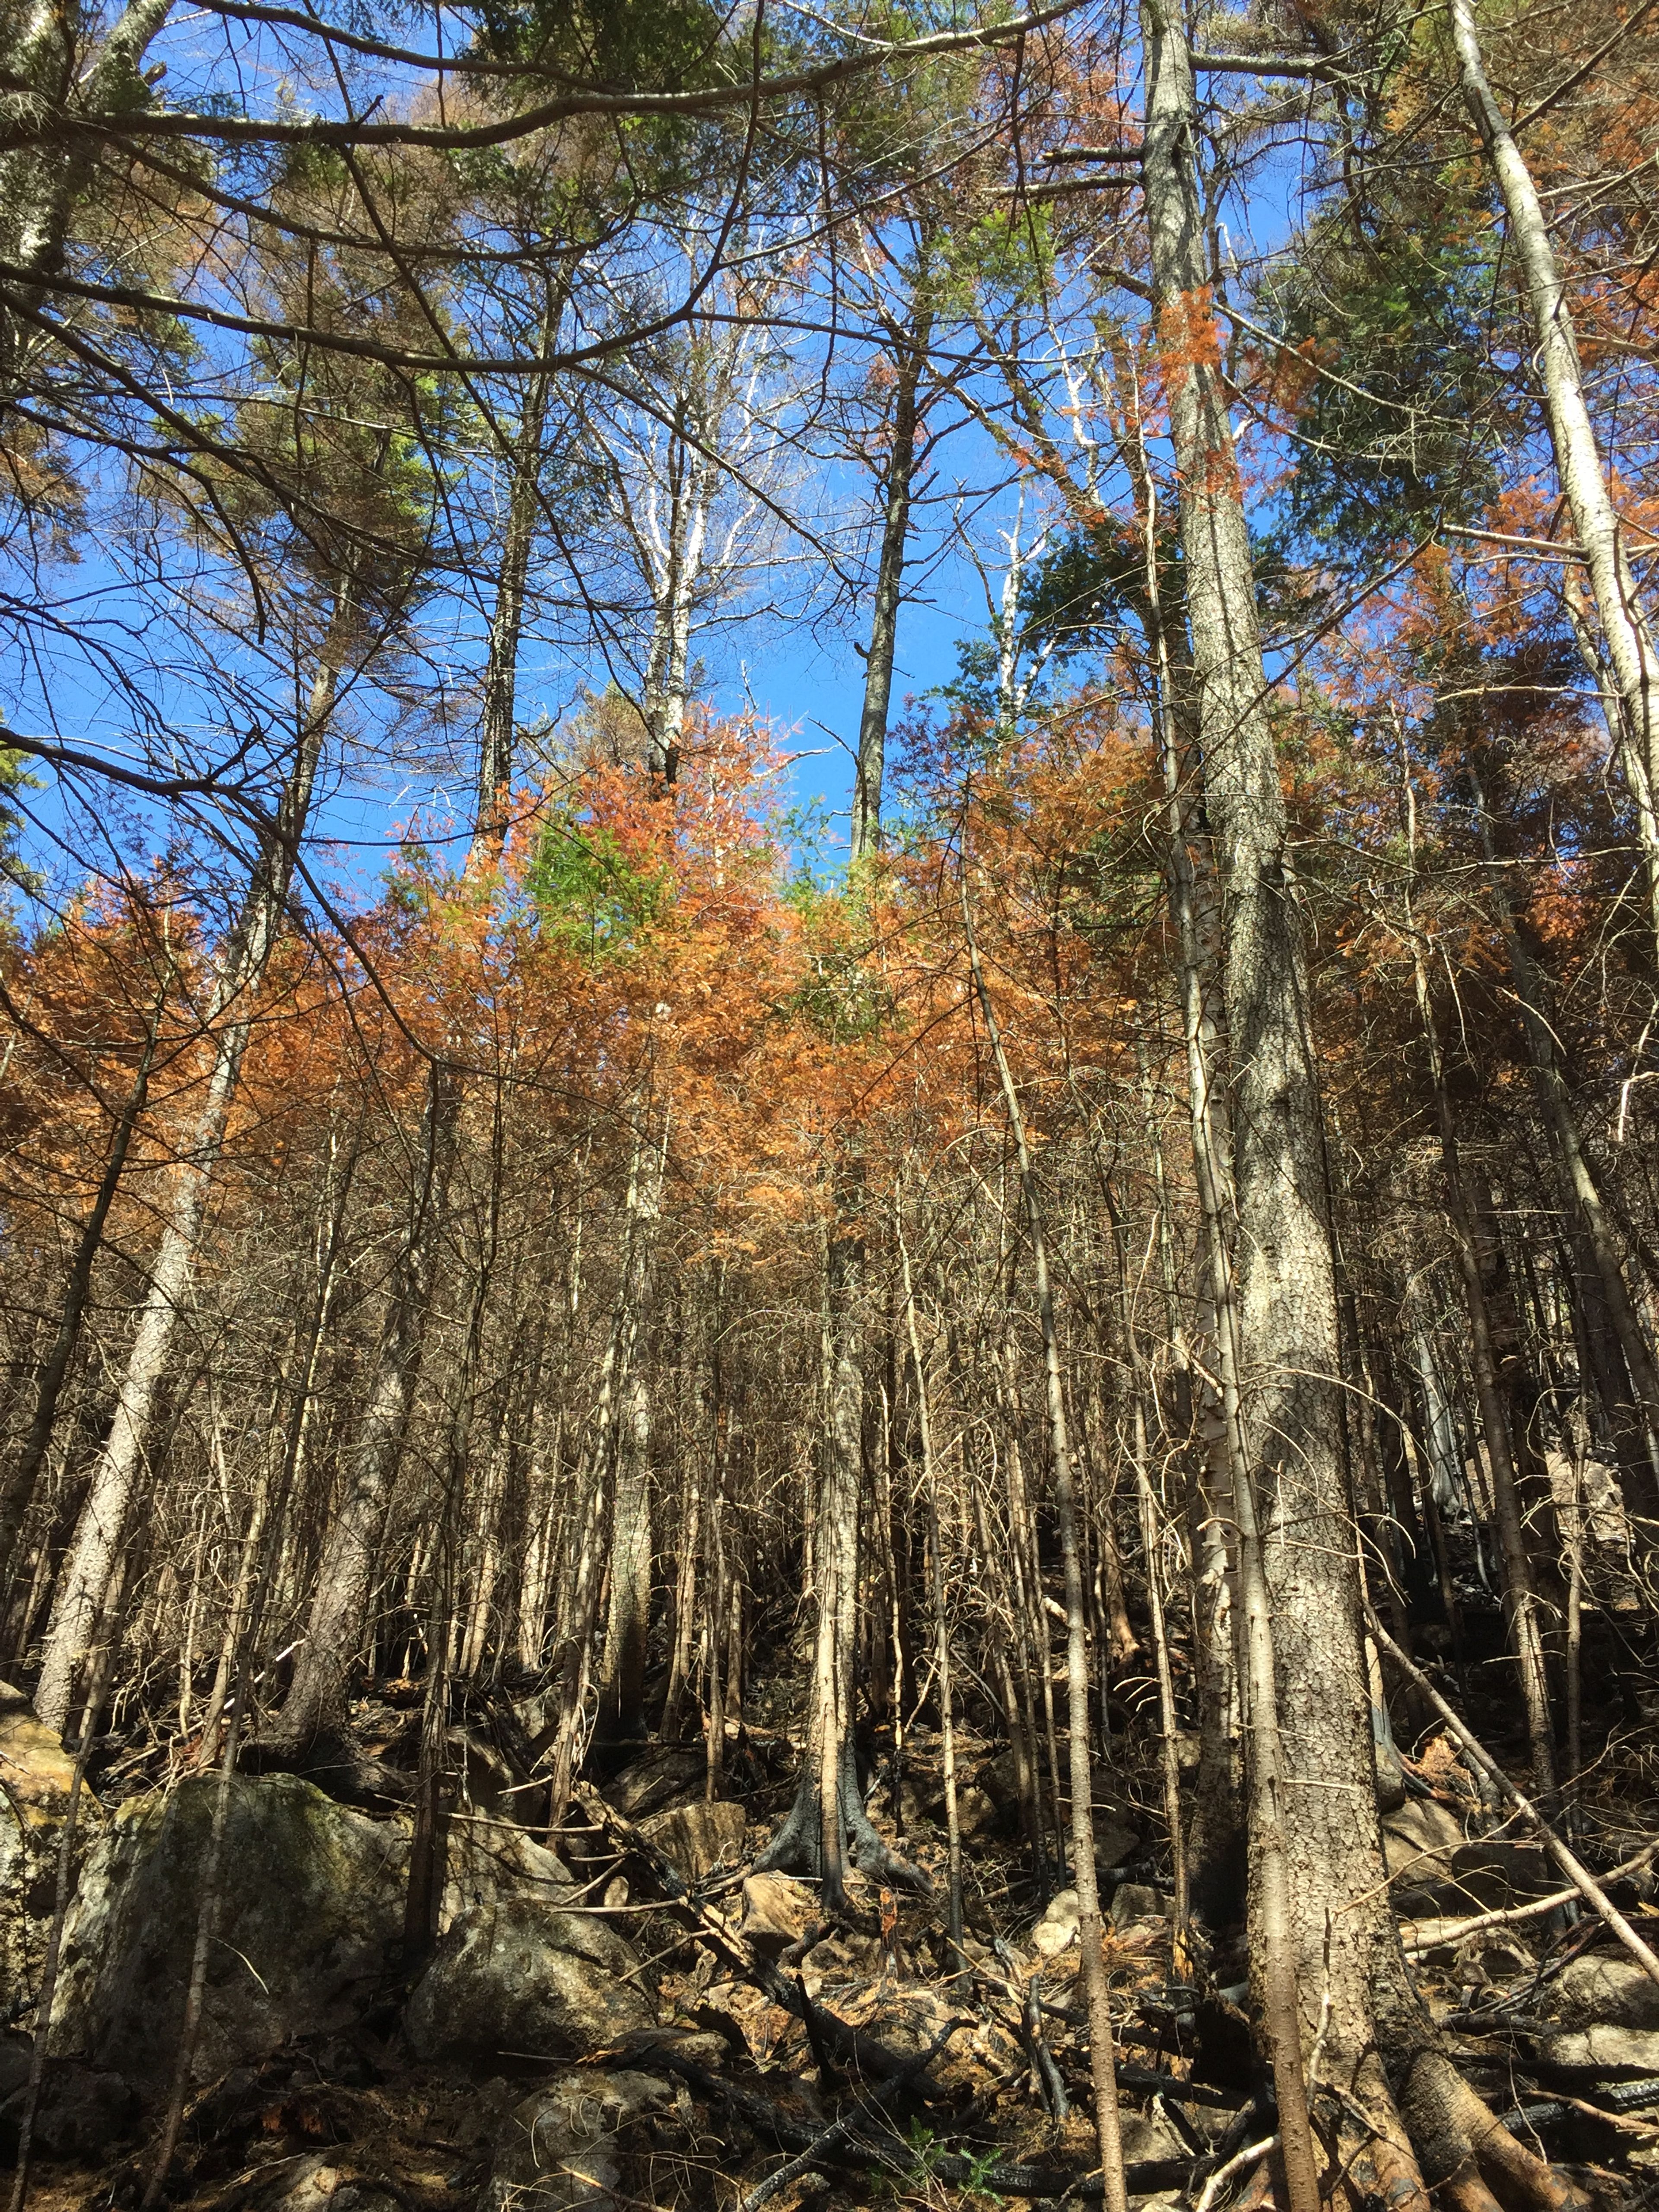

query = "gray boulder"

[
  {"left": 736, "top": 1871, "right": 816, "bottom": 1955},
  {"left": 1448, "top": 1837, "right": 1552, "bottom": 1909},
  {"left": 1032, "top": 1890, "right": 1079, "bottom": 1957},
  {"left": 952, "top": 1785, "right": 999, "bottom": 1840},
  {"left": 238, "top": 2152, "right": 404, "bottom": 2212},
  {"left": 404, "top": 1895, "right": 653, "bottom": 2063},
  {"left": 44, "top": 1767, "right": 638, "bottom": 2103},
  {"left": 0, "top": 1678, "right": 100, "bottom": 2020},
  {"left": 639, "top": 1801, "right": 745, "bottom": 1884},
  {"left": 444, "top": 1818, "right": 576, "bottom": 1922},
  {"left": 1109, "top": 1882, "right": 1169, "bottom": 1930},
  {"left": 1120, "top": 2107, "right": 1189, "bottom": 2166},
  {"left": 1531, "top": 1951, "right": 1659, "bottom": 2073},
  {"left": 602, "top": 1747, "right": 706, "bottom": 1821},
  {"left": 48, "top": 1772, "right": 404, "bottom": 2093},
  {"left": 1382, "top": 1798, "right": 1465, "bottom": 1912},
  {"left": 483, "top": 2070, "right": 677, "bottom": 2212},
  {"left": 0, "top": 2037, "right": 30, "bottom": 2103},
  {"left": 0, "top": 2060, "right": 140, "bottom": 2162},
  {"left": 1550, "top": 1953, "right": 1659, "bottom": 2031},
  {"left": 973, "top": 1752, "right": 1138, "bottom": 1867},
  {"left": 1532, "top": 2023, "right": 1659, "bottom": 2077}
]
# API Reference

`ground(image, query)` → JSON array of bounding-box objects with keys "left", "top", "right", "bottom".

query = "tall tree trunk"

[
  {"left": 1403, "top": 771, "right": 1557, "bottom": 1791},
  {"left": 1131, "top": 421, "right": 1249, "bottom": 1928},
  {"left": 662, "top": 1273, "right": 718, "bottom": 1743},
  {"left": 640, "top": 452, "right": 707, "bottom": 787},
  {"left": 848, "top": 292, "right": 933, "bottom": 866},
  {"left": 898, "top": 1217, "right": 963, "bottom": 1962},
  {"left": 1141, "top": 19, "right": 1581, "bottom": 2206},
  {"left": 475, "top": 350, "right": 553, "bottom": 856},
  {"left": 275, "top": 405, "right": 544, "bottom": 1755},
  {"left": 407, "top": 1086, "right": 503, "bottom": 1954},
  {"left": 544, "top": 1116, "right": 657, "bottom": 1818},
  {"left": 272, "top": 1058, "right": 456, "bottom": 1755},
  {"left": 756, "top": 1176, "right": 922, "bottom": 1905},
  {"left": 1466, "top": 759, "right": 1659, "bottom": 1493},
  {"left": 197, "top": 1124, "right": 357, "bottom": 1761},
  {"left": 962, "top": 868, "right": 1128, "bottom": 2212},
  {"left": 1450, "top": 0, "right": 1659, "bottom": 953},
  {"left": 0, "top": 0, "right": 174, "bottom": 394},
  {"left": 759, "top": 293, "right": 931, "bottom": 1889},
  {"left": 0, "top": 997, "right": 161, "bottom": 1579},
  {"left": 594, "top": 1103, "right": 667, "bottom": 1748},
  {"left": 34, "top": 622, "right": 340, "bottom": 1735}
]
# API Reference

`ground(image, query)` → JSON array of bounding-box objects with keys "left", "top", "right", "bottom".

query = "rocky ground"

[{"left": 4, "top": 1643, "right": 1659, "bottom": 2212}]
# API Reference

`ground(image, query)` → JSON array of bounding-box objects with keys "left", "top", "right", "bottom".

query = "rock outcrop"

[
  {"left": 45, "top": 1771, "right": 616, "bottom": 2104},
  {"left": 601, "top": 1746, "right": 706, "bottom": 1821},
  {"left": 1531, "top": 1951, "right": 1659, "bottom": 2078},
  {"left": 48, "top": 1772, "right": 404, "bottom": 2094},
  {"left": 973, "top": 1750, "right": 1139, "bottom": 1866},
  {"left": 483, "top": 2070, "right": 679, "bottom": 2212},
  {"left": 638, "top": 1800, "right": 745, "bottom": 1884},
  {"left": 0, "top": 1678, "right": 99, "bottom": 2020},
  {"left": 736, "top": 1871, "right": 816, "bottom": 1955},
  {"left": 404, "top": 1896, "right": 653, "bottom": 2063}
]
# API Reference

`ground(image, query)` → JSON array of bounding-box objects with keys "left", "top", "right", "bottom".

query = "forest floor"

[{"left": 10, "top": 1582, "right": 1659, "bottom": 2212}]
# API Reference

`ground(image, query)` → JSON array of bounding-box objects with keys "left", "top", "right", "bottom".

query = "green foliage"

[
  {"left": 1267, "top": 205, "right": 1509, "bottom": 559},
  {"left": 899, "top": 2122, "right": 1007, "bottom": 2204},
  {"left": 935, "top": 200, "right": 1054, "bottom": 315},
  {"left": 528, "top": 809, "right": 667, "bottom": 956},
  {"left": 785, "top": 936, "right": 895, "bottom": 1041},
  {"left": 0, "top": 743, "right": 46, "bottom": 932},
  {"left": 779, "top": 795, "right": 840, "bottom": 904},
  {"left": 1017, "top": 525, "right": 1158, "bottom": 664},
  {"left": 474, "top": 0, "right": 727, "bottom": 91},
  {"left": 1013, "top": 515, "right": 1319, "bottom": 673}
]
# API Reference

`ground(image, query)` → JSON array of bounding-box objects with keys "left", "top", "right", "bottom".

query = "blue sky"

[{"left": 3, "top": 461, "right": 999, "bottom": 928}]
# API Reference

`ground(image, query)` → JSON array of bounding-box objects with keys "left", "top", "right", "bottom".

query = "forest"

[{"left": 3, "top": 0, "right": 1659, "bottom": 2206}]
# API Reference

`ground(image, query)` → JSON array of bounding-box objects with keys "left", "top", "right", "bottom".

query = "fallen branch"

[
  {"left": 739, "top": 2017, "right": 968, "bottom": 2212},
  {"left": 1194, "top": 2135, "right": 1280, "bottom": 2212},
  {"left": 1503, "top": 2091, "right": 1659, "bottom": 2139},
  {"left": 572, "top": 1783, "right": 753, "bottom": 1969},
  {"left": 658, "top": 2045, "right": 1227, "bottom": 2202},
  {"left": 1367, "top": 1609, "right": 1659, "bottom": 1987},
  {"left": 1401, "top": 1839, "right": 1659, "bottom": 1955},
  {"left": 1114, "top": 2066, "right": 1250, "bottom": 2110},
  {"left": 994, "top": 1938, "right": 1068, "bottom": 2120}
]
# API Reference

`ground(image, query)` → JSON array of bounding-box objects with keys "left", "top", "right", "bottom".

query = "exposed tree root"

[
  {"left": 1345, "top": 2124, "right": 1437, "bottom": 2212},
  {"left": 1335, "top": 2047, "right": 1593, "bottom": 2212},
  {"left": 755, "top": 1738, "right": 929, "bottom": 1913}
]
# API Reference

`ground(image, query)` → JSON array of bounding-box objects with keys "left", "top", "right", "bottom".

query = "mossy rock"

[{"left": 49, "top": 1772, "right": 403, "bottom": 2092}]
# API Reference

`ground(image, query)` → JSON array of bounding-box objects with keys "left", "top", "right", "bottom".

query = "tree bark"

[
  {"left": 0, "top": 998, "right": 160, "bottom": 1579},
  {"left": 639, "top": 411, "right": 710, "bottom": 787},
  {"left": 594, "top": 1104, "right": 667, "bottom": 1748},
  {"left": 848, "top": 292, "right": 933, "bottom": 866},
  {"left": 962, "top": 865, "right": 1128, "bottom": 2212},
  {"left": 899, "top": 1220, "right": 963, "bottom": 1963},
  {"left": 0, "top": 0, "right": 175, "bottom": 394},
  {"left": 1450, "top": 0, "right": 1659, "bottom": 954},
  {"left": 273, "top": 1056, "right": 455, "bottom": 1756},
  {"left": 475, "top": 349, "right": 553, "bottom": 858},
  {"left": 1141, "top": 19, "right": 1581, "bottom": 2206},
  {"left": 34, "top": 626, "right": 339, "bottom": 1735},
  {"left": 1466, "top": 759, "right": 1659, "bottom": 1494},
  {"left": 1403, "top": 769, "right": 1557, "bottom": 1792},
  {"left": 756, "top": 1175, "right": 923, "bottom": 1907}
]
